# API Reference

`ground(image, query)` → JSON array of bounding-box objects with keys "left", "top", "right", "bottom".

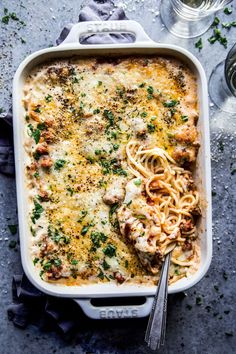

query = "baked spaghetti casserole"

[{"left": 23, "top": 56, "right": 201, "bottom": 286}]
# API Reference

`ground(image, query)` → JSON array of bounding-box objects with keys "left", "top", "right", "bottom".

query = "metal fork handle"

[{"left": 145, "top": 252, "right": 171, "bottom": 350}]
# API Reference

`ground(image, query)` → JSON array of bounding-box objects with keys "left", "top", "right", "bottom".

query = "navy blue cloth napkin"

[{"left": 7, "top": 0, "right": 133, "bottom": 335}]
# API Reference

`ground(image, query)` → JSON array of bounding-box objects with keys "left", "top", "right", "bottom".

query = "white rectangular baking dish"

[{"left": 13, "top": 20, "right": 212, "bottom": 319}]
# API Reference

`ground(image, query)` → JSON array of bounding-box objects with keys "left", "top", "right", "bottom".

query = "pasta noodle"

[{"left": 117, "top": 140, "right": 200, "bottom": 277}]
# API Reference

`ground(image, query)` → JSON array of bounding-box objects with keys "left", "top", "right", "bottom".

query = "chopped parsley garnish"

[
  {"left": 77, "top": 210, "right": 88, "bottom": 223},
  {"left": 103, "top": 109, "right": 115, "bottom": 127},
  {"left": 103, "top": 243, "right": 117, "bottom": 258},
  {"left": 141, "top": 112, "right": 147, "bottom": 118},
  {"left": 37, "top": 122, "right": 46, "bottom": 130},
  {"left": 102, "top": 259, "right": 110, "bottom": 270},
  {"left": 133, "top": 178, "right": 142, "bottom": 186},
  {"left": 54, "top": 159, "right": 66, "bottom": 170},
  {"left": 222, "top": 22, "right": 231, "bottom": 29},
  {"left": 54, "top": 259, "right": 62, "bottom": 267},
  {"left": 212, "top": 17, "right": 220, "bottom": 27},
  {"left": 9, "top": 240, "right": 17, "bottom": 249},
  {"left": 52, "top": 229, "right": 70, "bottom": 244},
  {"left": 95, "top": 149, "right": 102, "bottom": 155},
  {"left": 33, "top": 151, "right": 40, "bottom": 160},
  {"left": 181, "top": 115, "right": 188, "bottom": 122},
  {"left": 90, "top": 231, "right": 107, "bottom": 251},
  {"left": 113, "top": 167, "right": 127, "bottom": 176},
  {"left": 99, "top": 159, "right": 111, "bottom": 174},
  {"left": 208, "top": 28, "right": 228, "bottom": 48},
  {"left": 224, "top": 7, "right": 232, "bottom": 15},
  {"left": 139, "top": 82, "right": 146, "bottom": 88},
  {"left": 98, "top": 179, "right": 107, "bottom": 188},
  {"left": 109, "top": 203, "right": 119, "bottom": 216},
  {"left": 9, "top": 12, "right": 19, "bottom": 20},
  {"left": 81, "top": 225, "right": 89, "bottom": 236},
  {"left": 71, "top": 259, "right": 78, "bottom": 265},
  {"left": 208, "top": 36, "right": 217, "bottom": 44},
  {"left": 147, "top": 123, "right": 156, "bottom": 133},
  {"left": 45, "top": 94, "right": 53, "bottom": 102},
  {"left": 2, "top": 9, "right": 22, "bottom": 25},
  {"left": 34, "top": 107, "right": 41, "bottom": 113},
  {"left": 2, "top": 15, "right": 9, "bottom": 24},
  {"left": 43, "top": 261, "right": 52, "bottom": 271},
  {"left": 27, "top": 124, "right": 41, "bottom": 144},
  {"left": 97, "top": 81, "right": 102, "bottom": 86},
  {"left": 86, "top": 156, "right": 94, "bottom": 164},
  {"left": 125, "top": 260, "right": 129, "bottom": 268},
  {"left": 31, "top": 200, "right": 44, "bottom": 224},
  {"left": 174, "top": 268, "right": 180, "bottom": 275},
  {"left": 147, "top": 86, "right": 154, "bottom": 99},
  {"left": 195, "top": 38, "right": 203, "bottom": 51},
  {"left": 221, "top": 21, "right": 236, "bottom": 29},
  {"left": 163, "top": 99, "right": 179, "bottom": 107},
  {"left": 93, "top": 108, "right": 100, "bottom": 114},
  {"left": 111, "top": 131, "right": 118, "bottom": 139},
  {"left": 8, "top": 224, "right": 18, "bottom": 235},
  {"left": 34, "top": 171, "right": 39, "bottom": 178},
  {"left": 112, "top": 143, "right": 119, "bottom": 151},
  {"left": 72, "top": 77, "right": 79, "bottom": 84},
  {"left": 97, "top": 270, "right": 105, "bottom": 279},
  {"left": 147, "top": 86, "right": 154, "bottom": 95},
  {"left": 33, "top": 257, "right": 39, "bottom": 265},
  {"left": 99, "top": 158, "right": 127, "bottom": 176},
  {"left": 67, "top": 187, "right": 74, "bottom": 196}
]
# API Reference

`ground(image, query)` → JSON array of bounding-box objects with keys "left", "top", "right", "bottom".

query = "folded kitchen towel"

[
  {"left": 1, "top": 0, "right": 133, "bottom": 177},
  {"left": 8, "top": 274, "right": 82, "bottom": 335},
  {"left": 7, "top": 0, "right": 133, "bottom": 335}
]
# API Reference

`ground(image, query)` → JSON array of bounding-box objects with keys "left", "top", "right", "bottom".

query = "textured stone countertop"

[{"left": 0, "top": 1, "right": 236, "bottom": 353}]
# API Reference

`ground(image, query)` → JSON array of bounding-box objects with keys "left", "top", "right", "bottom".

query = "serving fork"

[{"left": 145, "top": 243, "right": 176, "bottom": 350}]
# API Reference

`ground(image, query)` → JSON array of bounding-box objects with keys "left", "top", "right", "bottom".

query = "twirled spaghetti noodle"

[{"left": 117, "top": 141, "right": 200, "bottom": 281}]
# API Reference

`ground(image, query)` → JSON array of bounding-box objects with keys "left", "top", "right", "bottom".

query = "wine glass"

[
  {"left": 209, "top": 43, "right": 236, "bottom": 114},
  {"left": 160, "top": 0, "right": 233, "bottom": 38}
]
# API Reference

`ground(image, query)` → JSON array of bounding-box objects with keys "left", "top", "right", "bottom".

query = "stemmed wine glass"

[
  {"left": 160, "top": 0, "right": 233, "bottom": 38},
  {"left": 209, "top": 43, "right": 236, "bottom": 113}
]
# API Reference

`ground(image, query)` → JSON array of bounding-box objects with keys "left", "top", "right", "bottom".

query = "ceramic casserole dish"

[{"left": 13, "top": 20, "right": 212, "bottom": 319}]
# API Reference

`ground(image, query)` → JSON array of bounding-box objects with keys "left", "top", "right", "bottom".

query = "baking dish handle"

[
  {"left": 60, "top": 20, "right": 154, "bottom": 45},
  {"left": 74, "top": 297, "right": 153, "bottom": 319}
]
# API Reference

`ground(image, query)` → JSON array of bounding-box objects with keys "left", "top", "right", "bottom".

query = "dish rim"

[{"left": 13, "top": 24, "right": 212, "bottom": 299}]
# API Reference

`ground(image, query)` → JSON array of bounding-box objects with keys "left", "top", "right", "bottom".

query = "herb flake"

[{"left": 195, "top": 38, "right": 203, "bottom": 51}]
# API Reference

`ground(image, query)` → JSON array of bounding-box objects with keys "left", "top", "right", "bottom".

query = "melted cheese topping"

[{"left": 23, "top": 56, "right": 199, "bottom": 286}]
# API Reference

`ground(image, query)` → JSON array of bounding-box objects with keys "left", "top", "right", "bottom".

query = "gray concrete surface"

[{"left": 0, "top": 0, "right": 236, "bottom": 353}]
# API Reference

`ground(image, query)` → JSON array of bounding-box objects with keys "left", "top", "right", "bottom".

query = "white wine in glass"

[{"left": 160, "top": 0, "right": 233, "bottom": 38}]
